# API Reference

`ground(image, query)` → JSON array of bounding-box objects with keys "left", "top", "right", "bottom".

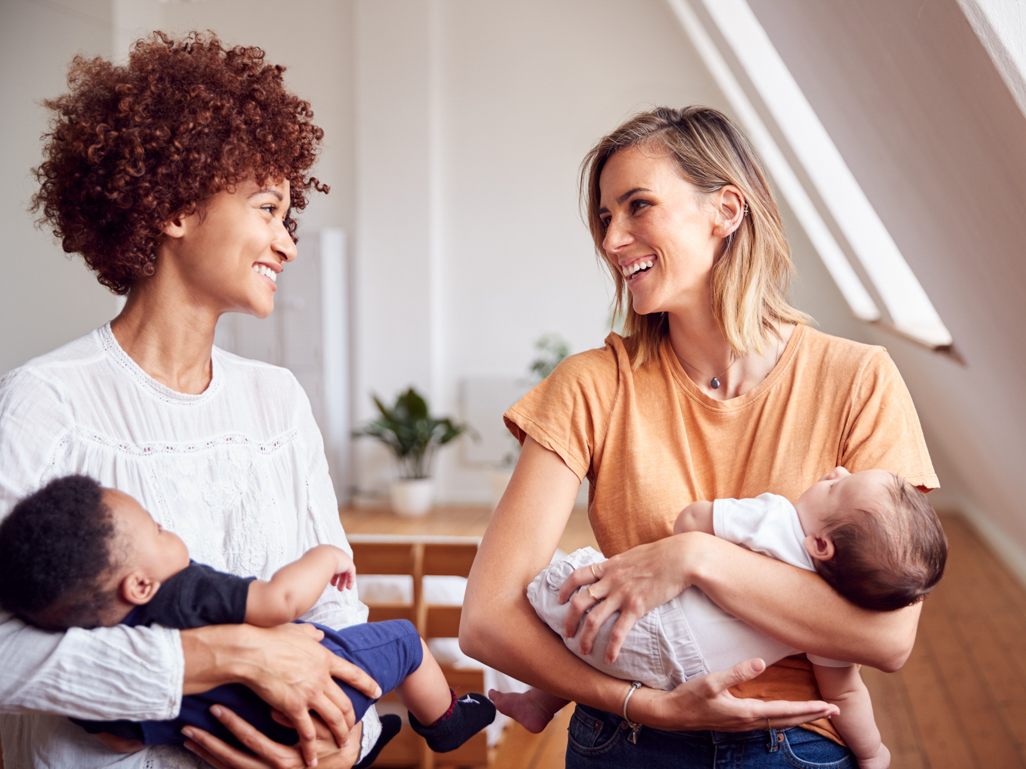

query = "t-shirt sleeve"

[
  {"left": 135, "top": 564, "right": 253, "bottom": 629},
  {"left": 841, "top": 349, "right": 938, "bottom": 490},
  {"left": 503, "top": 345, "right": 620, "bottom": 481}
]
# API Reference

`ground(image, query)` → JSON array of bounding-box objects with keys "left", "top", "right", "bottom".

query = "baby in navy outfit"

[{"left": 0, "top": 475, "right": 495, "bottom": 765}]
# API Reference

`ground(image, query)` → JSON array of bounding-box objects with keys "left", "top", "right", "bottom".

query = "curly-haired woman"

[
  {"left": 0, "top": 32, "right": 382, "bottom": 769},
  {"left": 462, "top": 107, "right": 937, "bottom": 767}
]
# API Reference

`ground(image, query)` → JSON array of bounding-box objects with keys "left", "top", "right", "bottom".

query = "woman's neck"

[
  {"left": 666, "top": 307, "right": 792, "bottom": 400},
  {"left": 110, "top": 280, "right": 219, "bottom": 395}
]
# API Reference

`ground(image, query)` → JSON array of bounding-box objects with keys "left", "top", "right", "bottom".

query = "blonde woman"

[{"left": 462, "top": 106, "right": 936, "bottom": 767}]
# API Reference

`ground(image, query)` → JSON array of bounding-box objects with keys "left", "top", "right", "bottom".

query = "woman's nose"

[
  {"left": 602, "top": 216, "right": 632, "bottom": 255},
  {"left": 274, "top": 221, "right": 298, "bottom": 263}
]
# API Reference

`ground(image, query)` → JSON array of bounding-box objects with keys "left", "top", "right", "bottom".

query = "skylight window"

[{"left": 668, "top": 0, "right": 953, "bottom": 349}]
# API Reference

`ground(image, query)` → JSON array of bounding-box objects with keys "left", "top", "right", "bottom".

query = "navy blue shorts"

[{"left": 74, "top": 619, "right": 423, "bottom": 749}]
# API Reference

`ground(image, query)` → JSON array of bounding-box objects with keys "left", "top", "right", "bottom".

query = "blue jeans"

[{"left": 565, "top": 704, "right": 855, "bottom": 768}]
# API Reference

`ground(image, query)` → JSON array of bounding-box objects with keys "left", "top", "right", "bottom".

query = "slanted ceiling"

[{"left": 745, "top": 0, "right": 1026, "bottom": 579}]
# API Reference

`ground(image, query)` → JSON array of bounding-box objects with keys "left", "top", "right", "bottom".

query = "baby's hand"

[
  {"left": 329, "top": 548, "right": 356, "bottom": 591},
  {"left": 858, "top": 743, "right": 891, "bottom": 769}
]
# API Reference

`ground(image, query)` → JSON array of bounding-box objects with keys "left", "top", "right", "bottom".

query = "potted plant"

[{"left": 353, "top": 388, "right": 471, "bottom": 516}]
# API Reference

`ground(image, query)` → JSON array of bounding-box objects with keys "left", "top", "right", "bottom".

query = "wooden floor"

[
  {"left": 860, "top": 514, "right": 1026, "bottom": 769},
  {"left": 342, "top": 508, "right": 1026, "bottom": 769}
]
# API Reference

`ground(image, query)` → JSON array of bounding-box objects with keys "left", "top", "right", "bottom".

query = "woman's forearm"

[
  {"left": 0, "top": 615, "right": 182, "bottom": 720},
  {"left": 461, "top": 580, "right": 636, "bottom": 713},
  {"left": 181, "top": 623, "right": 262, "bottom": 694},
  {"left": 685, "top": 532, "right": 919, "bottom": 671},
  {"left": 461, "top": 437, "right": 635, "bottom": 714}
]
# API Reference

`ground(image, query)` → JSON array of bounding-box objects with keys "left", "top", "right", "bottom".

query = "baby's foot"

[
  {"left": 409, "top": 689, "right": 496, "bottom": 752},
  {"left": 489, "top": 688, "right": 568, "bottom": 734}
]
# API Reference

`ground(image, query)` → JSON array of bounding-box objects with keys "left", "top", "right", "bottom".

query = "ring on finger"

[
  {"left": 590, "top": 563, "right": 598, "bottom": 580},
  {"left": 586, "top": 585, "right": 599, "bottom": 601}
]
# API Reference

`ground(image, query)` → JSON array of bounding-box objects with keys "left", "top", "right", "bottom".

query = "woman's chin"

[
  {"left": 248, "top": 299, "right": 275, "bottom": 320},
  {"left": 630, "top": 295, "right": 659, "bottom": 317}
]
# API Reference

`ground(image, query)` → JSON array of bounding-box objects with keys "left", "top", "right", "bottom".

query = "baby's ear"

[
  {"left": 804, "top": 533, "right": 835, "bottom": 562},
  {"left": 119, "top": 573, "right": 160, "bottom": 606}
]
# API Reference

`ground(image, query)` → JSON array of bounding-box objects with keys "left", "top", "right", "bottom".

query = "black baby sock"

[{"left": 408, "top": 689, "right": 496, "bottom": 753}]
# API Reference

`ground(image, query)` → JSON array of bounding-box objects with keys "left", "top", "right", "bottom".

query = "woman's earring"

[{"left": 743, "top": 202, "right": 750, "bottom": 217}]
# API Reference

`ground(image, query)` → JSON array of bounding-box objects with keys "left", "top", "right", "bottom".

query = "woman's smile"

[
  {"left": 620, "top": 256, "right": 657, "bottom": 283},
  {"left": 252, "top": 262, "right": 280, "bottom": 290}
]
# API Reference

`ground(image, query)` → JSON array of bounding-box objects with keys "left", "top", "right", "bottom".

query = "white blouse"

[{"left": 0, "top": 324, "right": 380, "bottom": 768}]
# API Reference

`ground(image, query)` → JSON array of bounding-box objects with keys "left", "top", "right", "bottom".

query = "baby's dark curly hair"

[
  {"left": 0, "top": 475, "right": 120, "bottom": 630},
  {"left": 31, "top": 31, "right": 328, "bottom": 295}
]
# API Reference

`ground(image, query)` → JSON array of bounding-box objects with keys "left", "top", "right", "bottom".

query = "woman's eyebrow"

[
  {"left": 249, "top": 188, "right": 284, "bottom": 201},
  {"left": 599, "top": 187, "right": 653, "bottom": 215},
  {"left": 618, "top": 187, "right": 651, "bottom": 204}
]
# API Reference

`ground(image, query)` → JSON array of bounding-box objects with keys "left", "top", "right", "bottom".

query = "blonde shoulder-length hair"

[{"left": 581, "top": 106, "right": 811, "bottom": 368}]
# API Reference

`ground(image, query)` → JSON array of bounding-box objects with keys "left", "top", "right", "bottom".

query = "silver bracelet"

[
  {"left": 622, "top": 681, "right": 643, "bottom": 744},
  {"left": 622, "top": 680, "right": 642, "bottom": 725}
]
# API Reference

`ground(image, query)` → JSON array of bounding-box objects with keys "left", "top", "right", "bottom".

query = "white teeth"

[
  {"left": 621, "top": 259, "right": 654, "bottom": 278},
  {"left": 253, "top": 264, "right": 277, "bottom": 283}
]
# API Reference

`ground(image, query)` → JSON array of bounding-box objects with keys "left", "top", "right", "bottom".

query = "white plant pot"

[
  {"left": 488, "top": 469, "right": 514, "bottom": 511},
  {"left": 390, "top": 478, "right": 434, "bottom": 516}
]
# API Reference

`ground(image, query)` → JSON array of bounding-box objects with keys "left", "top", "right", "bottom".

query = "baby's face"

[
  {"left": 794, "top": 467, "right": 893, "bottom": 537},
  {"left": 104, "top": 489, "right": 191, "bottom": 584}
]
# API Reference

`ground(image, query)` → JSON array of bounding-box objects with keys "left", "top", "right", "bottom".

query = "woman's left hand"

[
  {"left": 182, "top": 705, "right": 362, "bottom": 769},
  {"left": 558, "top": 534, "right": 697, "bottom": 662}
]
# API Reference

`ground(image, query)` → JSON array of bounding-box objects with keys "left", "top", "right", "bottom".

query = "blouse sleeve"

[
  {"left": 288, "top": 376, "right": 366, "bottom": 629},
  {"left": 0, "top": 368, "right": 183, "bottom": 720},
  {"left": 840, "top": 349, "right": 939, "bottom": 490},
  {"left": 286, "top": 375, "right": 382, "bottom": 761},
  {"left": 503, "top": 344, "right": 620, "bottom": 481}
]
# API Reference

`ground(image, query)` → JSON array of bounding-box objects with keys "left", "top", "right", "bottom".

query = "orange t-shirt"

[{"left": 504, "top": 324, "right": 938, "bottom": 742}]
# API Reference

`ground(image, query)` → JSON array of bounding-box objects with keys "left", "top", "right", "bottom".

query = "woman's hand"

[
  {"left": 182, "top": 705, "right": 362, "bottom": 769},
  {"left": 558, "top": 534, "right": 695, "bottom": 662},
  {"left": 632, "top": 658, "right": 839, "bottom": 732},
  {"left": 182, "top": 622, "right": 380, "bottom": 768}
]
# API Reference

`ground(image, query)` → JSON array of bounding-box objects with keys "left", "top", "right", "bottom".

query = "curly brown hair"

[{"left": 31, "top": 31, "right": 328, "bottom": 295}]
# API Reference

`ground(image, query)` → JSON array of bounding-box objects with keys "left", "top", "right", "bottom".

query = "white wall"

[{"left": 0, "top": 0, "right": 118, "bottom": 376}]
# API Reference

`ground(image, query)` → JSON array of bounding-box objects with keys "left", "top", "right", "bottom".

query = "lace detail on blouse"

[{"left": 97, "top": 323, "right": 223, "bottom": 405}]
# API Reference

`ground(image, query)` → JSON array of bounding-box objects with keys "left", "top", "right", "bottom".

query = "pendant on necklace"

[{"left": 710, "top": 377, "right": 721, "bottom": 389}]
